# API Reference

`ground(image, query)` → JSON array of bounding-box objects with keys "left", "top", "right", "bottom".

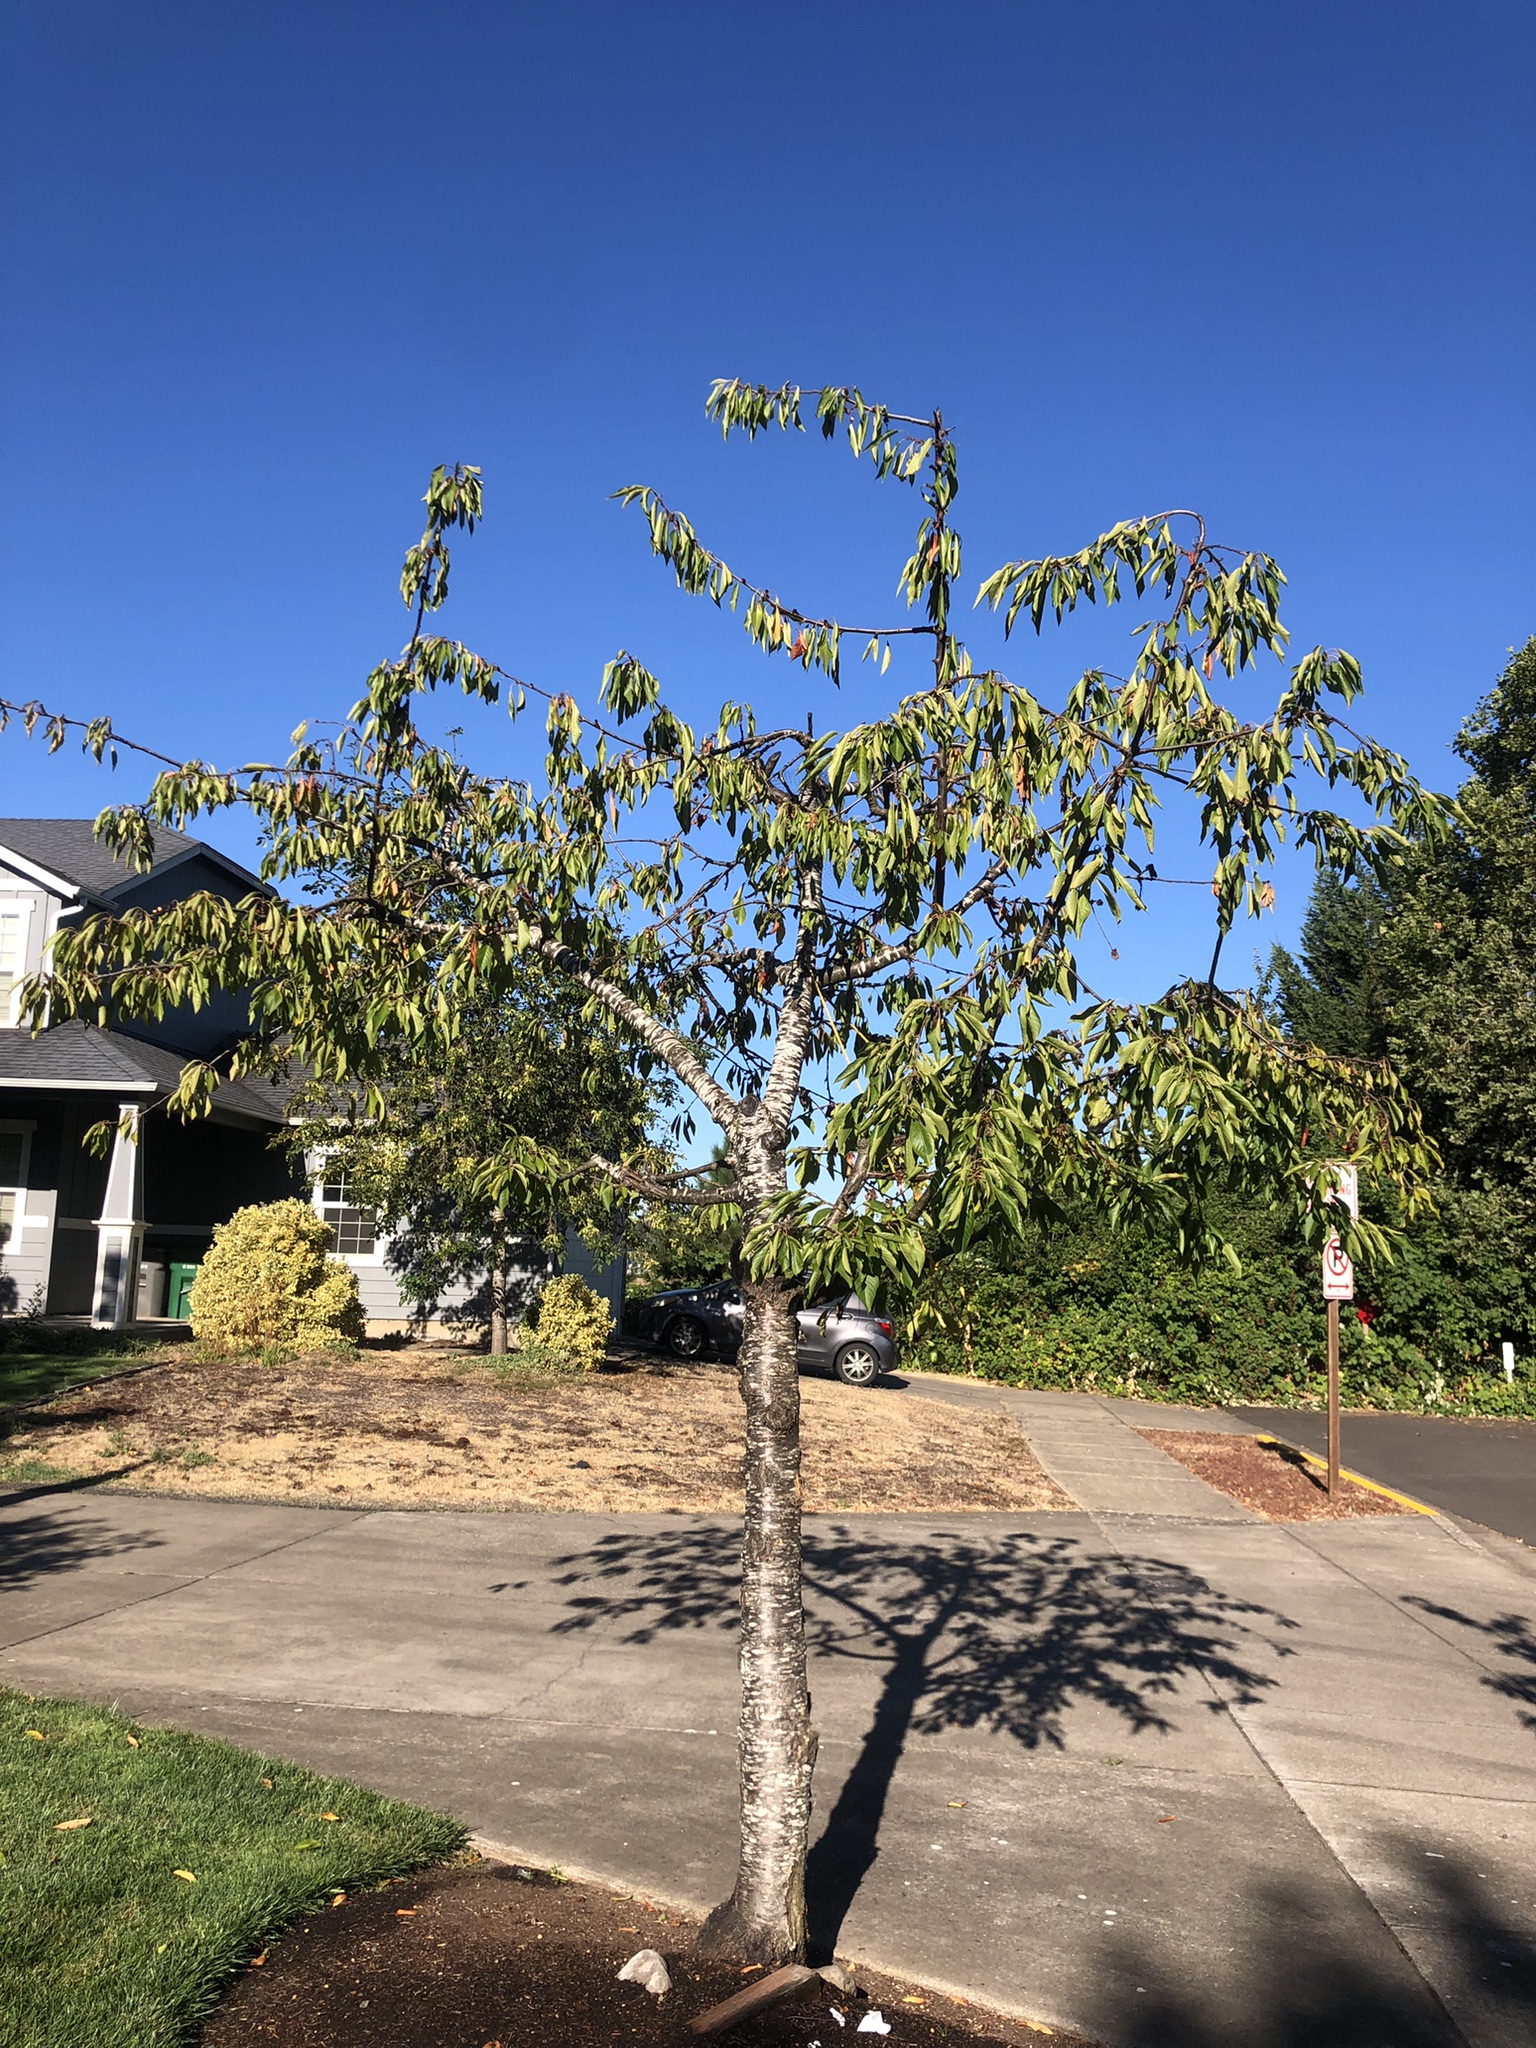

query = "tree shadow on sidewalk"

[
  {"left": 1403, "top": 1595, "right": 1536, "bottom": 1734},
  {"left": 551, "top": 1521, "right": 1296, "bottom": 1959},
  {"left": 1090, "top": 1841, "right": 1533, "bottom": 2047},
  {"left": 0, "top": 1500, "right": 164, "bottom": 1598}
]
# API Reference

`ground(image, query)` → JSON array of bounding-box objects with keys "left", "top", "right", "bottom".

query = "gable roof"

[
  {"left": 0, "top": 1020, "right": 291, "bottom": 1124},
  {"left": 0, "top": 818, "right": 266, "bottom": 904}
]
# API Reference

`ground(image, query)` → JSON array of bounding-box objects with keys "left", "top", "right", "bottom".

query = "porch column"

[{"left": 92, "top": 1101, "right": 145, "bottom": 1330}]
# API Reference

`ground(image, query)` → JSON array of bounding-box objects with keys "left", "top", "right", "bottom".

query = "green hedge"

[{"left": 905, "top": 1201, "right": 1536, "bottom": 1416}]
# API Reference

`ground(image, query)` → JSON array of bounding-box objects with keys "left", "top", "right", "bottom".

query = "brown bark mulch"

[
  {"left": 1136, "top": 1428, "right": 1415, "bottom": 1521},
  {"left": 2, "top": 1346, "right": 1073, "bottom": 1516},
  {"left": 201, "top": 1856, "right": 1086, "bottom": 2048}
]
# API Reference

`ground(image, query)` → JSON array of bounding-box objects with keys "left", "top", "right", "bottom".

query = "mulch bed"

[
  {"left": 201, "top": 1856, "right": 1086, "bottom": 2048},
  {"left": 1136, "top": 1429, "right": 1413, "bottom": 1521}
]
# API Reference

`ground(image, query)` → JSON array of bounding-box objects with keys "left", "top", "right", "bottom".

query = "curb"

[
  {"left": 1252, "top": 1434, "right": 1437, "bottom": 1516},
  {"left": 468, "top": 1834, "right": 1079, "bottom": 2040}
]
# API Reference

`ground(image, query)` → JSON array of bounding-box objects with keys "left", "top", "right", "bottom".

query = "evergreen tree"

[
  {"left": 1265, "top": 639, "right": 1536, "bottom": 1352},
  {"left": 1378, "top": 640, "right": 1536, "bottom": 1214},
  {"left": 1267, "top": 870, "right": 1392, "bottom": 1060}
]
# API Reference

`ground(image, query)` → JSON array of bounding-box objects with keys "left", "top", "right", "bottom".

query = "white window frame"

[
  {"left": 311, "top": 1165, "right": 385, "bottom": 1265},
  {"left": 0, "top": 1119, "right": 33, "bottom": 1255},
  {"left": 0, "top": 900, "right": 35, "bottom": 1027}
]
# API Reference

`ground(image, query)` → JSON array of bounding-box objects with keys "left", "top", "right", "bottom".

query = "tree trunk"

[
  {"left": 488, "top": 1212, "right": 508, "bottom": 1357},
  {"left": 698, "top": 1261, "right": 817, "bottom": 1963}
]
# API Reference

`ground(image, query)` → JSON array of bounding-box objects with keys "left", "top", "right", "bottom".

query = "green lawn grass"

[
  {"left": 0, "top": 1687, "right": 466, "bottom": 2048},
  {"left": 0, "top": 1327, "right": 189, "bottom": 1414}
]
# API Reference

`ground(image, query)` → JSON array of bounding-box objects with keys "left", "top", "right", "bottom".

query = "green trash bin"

[{"left": 167, "top": 1261, "right": 200, "bottom": 1321}]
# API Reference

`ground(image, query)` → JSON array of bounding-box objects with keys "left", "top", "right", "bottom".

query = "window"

[
  {"left": 0, "top": 1126, "right": 27, "bottom": 1254},
  {"left": 317, "top": 1173, "right": 377, "bottom": 1257},
  {"left": 0, "top": 908, "right": 27, "bottom": 1027}
]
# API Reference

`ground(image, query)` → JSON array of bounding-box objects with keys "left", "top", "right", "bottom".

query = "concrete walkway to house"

[{"left": 3, "top": 1394, "right": 1535, "bottom": 2048}]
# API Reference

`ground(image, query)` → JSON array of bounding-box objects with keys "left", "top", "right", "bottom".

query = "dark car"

[{"left": 632, "top": 1281, "right": 896, "bottom": 1386}]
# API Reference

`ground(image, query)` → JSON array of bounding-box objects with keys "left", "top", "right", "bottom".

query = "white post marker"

[{"left": 1502, "top": 1341, "right": 1516, "bottom": 1386}]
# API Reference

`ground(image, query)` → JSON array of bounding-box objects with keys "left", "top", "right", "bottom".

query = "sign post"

[{"left": 1320, "top": 1166, "right": 1359, "bottom": 1497}]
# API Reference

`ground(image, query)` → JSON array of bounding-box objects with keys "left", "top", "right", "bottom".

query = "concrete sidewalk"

[{"left": 3, "top": 1405, "right": 1535, "bottom": 2046}]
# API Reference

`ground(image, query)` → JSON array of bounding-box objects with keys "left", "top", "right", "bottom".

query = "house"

[{"left": 0, "top": 818, "right": 622, "bottom": 1333}]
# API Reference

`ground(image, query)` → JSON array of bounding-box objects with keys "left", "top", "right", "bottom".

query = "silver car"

[{"left": 633, "top": 1281, "right": 896, "bottom": 1386}]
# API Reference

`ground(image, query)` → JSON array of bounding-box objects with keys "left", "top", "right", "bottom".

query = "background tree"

[
  {"left": 627, "top": 1144, "right": 736, "bottom": 1296},
  {"left": 1271, "top": 639, "right": 1536, "bottom": 1354},
  {"left": 290, "top": 969, "right": 662, "bottom": 1351},
  {"left": 1265, "top": 869, "right": 1392, "bottom": 1061},
  {"left": 1376, "top": 640, "right": 1536, "bottom": 1218},
  {"left": 6, "top": 382, "right": 1446, "bottom": 1962}
]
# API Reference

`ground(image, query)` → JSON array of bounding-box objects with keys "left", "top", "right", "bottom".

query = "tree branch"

[
  {"left": 819, "top": 860, "right": 1007, "bottom": 988},
  {"left": 823, "top": 1145, "right": 871, "bottom": 1228},
  {"left": 586, "top": 1155, "right": 738, "bottom": 1206}
]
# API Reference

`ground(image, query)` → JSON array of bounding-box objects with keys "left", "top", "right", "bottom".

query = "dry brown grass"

[{"left": 5, "top": 1344, "right": 1074, "bottom": 1515}]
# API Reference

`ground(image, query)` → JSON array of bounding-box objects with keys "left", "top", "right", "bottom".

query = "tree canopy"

[
  {"left": 288, "top": 968, "right": 662, "bottom": 1347},
  {"left": 8, "top": 385, "right": 1447, "bottom": 1286},
  {"left": 3, "top": 380, "right": 1452, "bottom": 1961}
]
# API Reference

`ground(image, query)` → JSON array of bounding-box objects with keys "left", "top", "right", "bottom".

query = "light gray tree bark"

[{"left": 698, "top": 1122, "right": 817, "bottom": 1962}]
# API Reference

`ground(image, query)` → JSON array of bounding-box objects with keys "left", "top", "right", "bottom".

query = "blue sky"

[{"left": 3, "top": 0, "right": 1532, "bottom": 1001}]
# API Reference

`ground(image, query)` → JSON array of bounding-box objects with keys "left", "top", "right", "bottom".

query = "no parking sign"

[
  {"left": 1322, "top": 1232, "right": 1355, "bottom": 1301},
  {"left": 1320, "top": 1162, "right": 1358, "bottom": 1302}
]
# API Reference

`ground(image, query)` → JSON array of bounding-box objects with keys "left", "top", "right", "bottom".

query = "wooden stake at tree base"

[{"left": 686, "top": 1963, "right": 817, "bottom": 2036}]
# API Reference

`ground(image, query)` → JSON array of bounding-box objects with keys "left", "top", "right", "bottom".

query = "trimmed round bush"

[
  {"left": 528, "top": 1271, "right": 611, "bottom": 1370},
  {"left": 189, "top": 1199, "right": 365, "bottom": 1353}
]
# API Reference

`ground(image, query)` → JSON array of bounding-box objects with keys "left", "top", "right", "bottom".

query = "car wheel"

[
  {"left": 666, "top": 1315, "right": 708, "bottom": 1360},
  {"left": 833, "top": 1341, "right": 882, "bottom": 1386}
]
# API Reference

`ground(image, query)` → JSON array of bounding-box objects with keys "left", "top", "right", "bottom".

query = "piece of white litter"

[
  {"left": 856, "top": 2014, "right": 892, "bottom": 2036},
  {"left": 829, "top": 2009, "right": 846, "bottom": 2028},
  {"left": 1425, "top": 1852, "right": 1444, "bottom": 1859},
  {"left": 616, "top": 1949, "right": 671, "bottom": 1996}
]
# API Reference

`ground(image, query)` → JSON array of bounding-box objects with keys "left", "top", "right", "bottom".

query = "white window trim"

[
  {"left": 310, "top": 1166, "right": 387, "bottom": 1267},
  {"left": 0, "top": 901, "right": 35, "bottom": 1027},
  {"left": 0, "top": 1119, "right": 33, "bottom": 1251}
]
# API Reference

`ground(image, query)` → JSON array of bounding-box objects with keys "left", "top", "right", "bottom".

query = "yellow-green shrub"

[
  {"left": 528, "top": 1271, "right": 611, "bottom": 1370},
  {"left": 189, "top": 1199, "right": 365, "bottom": 1353}
]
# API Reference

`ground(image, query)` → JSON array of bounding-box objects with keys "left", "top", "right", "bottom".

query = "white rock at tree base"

[
  {"left": 856, "top": 2013, "right": 892, "bottom": 2035},
  {"left": 617, "top": 1948, "right": 672, "bottom": 1996}
]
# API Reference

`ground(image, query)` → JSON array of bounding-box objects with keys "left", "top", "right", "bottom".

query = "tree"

[
  {"left": 1270, "top": 640, "right": 1536, "bottom": 1352},
  {"left": 628, "top": 1145, "right": 736, "bottom": 1295},
  {"left": 1266, "top": 869, "right": 1392, "bottom": 1061},
  {"left": 1375, "top": 640, "right": 1536, "bottom": 1216},
  {"left": 289, "top": 970, "right": 661, "bottom": 1351},
  {"left": 5, "top": 381, "right": 1446, "bottom": 1961}
]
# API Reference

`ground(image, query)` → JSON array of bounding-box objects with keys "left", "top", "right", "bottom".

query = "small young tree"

[
  {"left": 5, "top": 382, "right": 1446, "bottom": 1961},
  {"left": 289, "top": 972, "right": 661, "bottom": 1351}
]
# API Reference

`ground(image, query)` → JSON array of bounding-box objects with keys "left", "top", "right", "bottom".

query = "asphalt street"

[{"left": 1232, "top": 1407, "right": 1536, "bottom": 1546}]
